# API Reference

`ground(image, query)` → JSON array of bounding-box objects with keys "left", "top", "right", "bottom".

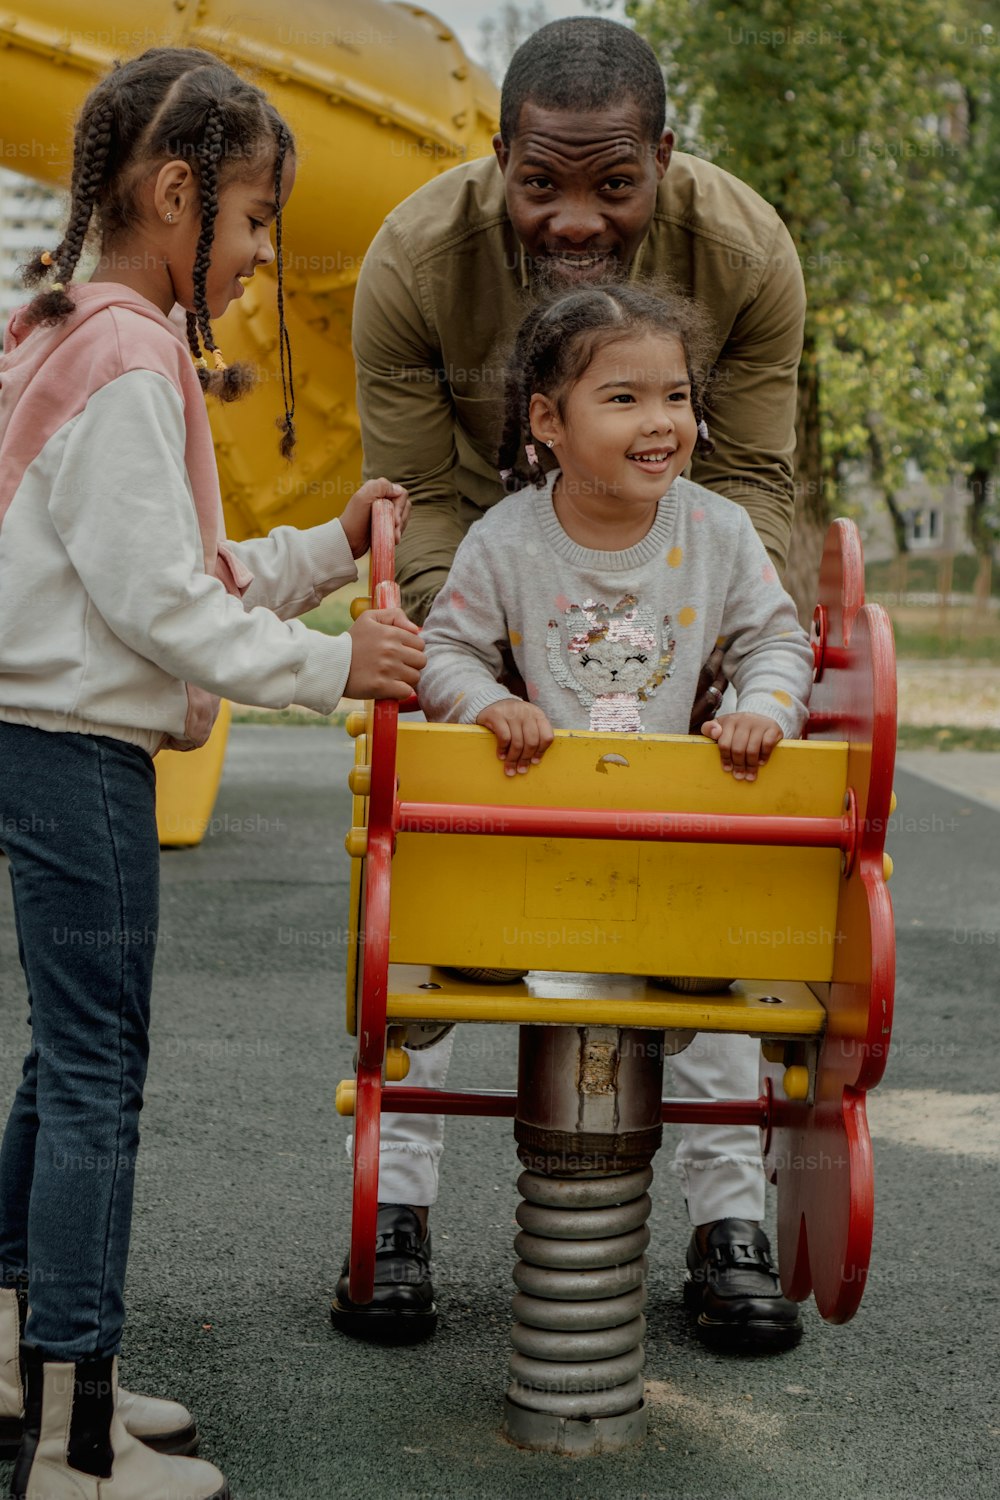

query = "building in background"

[
  {"left": 0, "top": 168, "right": 63, "bottom": 320},
  {"left": 845, "top": 459, "right": 980, "bottom": 565}
]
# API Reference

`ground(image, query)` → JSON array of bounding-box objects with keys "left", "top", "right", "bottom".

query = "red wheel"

[{"left": 769, "top": 520, "right": 896, "bottom": 1321}]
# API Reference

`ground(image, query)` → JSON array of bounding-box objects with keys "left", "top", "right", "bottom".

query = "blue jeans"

[{"left": 0, "top": 723, "right": 159, "bottom": 1359}]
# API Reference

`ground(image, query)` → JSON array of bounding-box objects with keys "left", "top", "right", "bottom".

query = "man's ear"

[
  {"left": 492, "top": 132, "right": 509, "bottom": 173},
  {"left": 529, "top": 392, "right": 561, "bottom": 448},
  {"left": 654, "top": 129, "right": 674, "bottom": 179}
]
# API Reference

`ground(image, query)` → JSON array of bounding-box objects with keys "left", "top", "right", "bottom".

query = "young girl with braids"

[
  {"left": 0, "top": 47, "right": 423, "bottom": 1500},
  {"left": 419, "top": 282, "right": 813, "bottom": 779}
]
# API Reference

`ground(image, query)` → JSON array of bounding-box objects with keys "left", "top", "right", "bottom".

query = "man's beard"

[{"left": 525, "top": 248, "right": 626, "bottom": 293}]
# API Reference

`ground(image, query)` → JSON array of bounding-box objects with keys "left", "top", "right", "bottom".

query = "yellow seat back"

[{"left": 387, "top": 725, "right": 848, "bottom": 983}]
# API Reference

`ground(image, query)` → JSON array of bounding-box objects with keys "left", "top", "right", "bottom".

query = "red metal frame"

[
  {"left": 373, "top": 1088, "right": 772, "bottom": 1129},
  {"left": 348, "top": 505, "right": 896, "bottom": 1320},
  {"left": 395, "top": 800, "right": 856, "bottom": 849},
  {"left": 350, "top": 506, "right": 402, "bottom": 1301}
]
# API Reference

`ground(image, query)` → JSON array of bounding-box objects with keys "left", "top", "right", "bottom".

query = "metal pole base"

[{"left": 503, "top": 1395, "right": 647, "bottom": 1454}]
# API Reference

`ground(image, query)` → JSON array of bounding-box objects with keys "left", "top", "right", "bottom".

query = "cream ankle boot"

[
  {"left": 12, "top": 1350, "right": 228, "bottom": 1500},
  {"left": 0, "top": 1289, "right": 197, "bottom": 1460}
]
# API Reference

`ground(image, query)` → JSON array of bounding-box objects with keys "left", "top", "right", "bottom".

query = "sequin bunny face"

[{"left": 566, "top": 614, "right": 658, "bottom": 695}]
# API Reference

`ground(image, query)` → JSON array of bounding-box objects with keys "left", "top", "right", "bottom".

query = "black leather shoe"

[
  {"left": 330, "top": 1204, "right": 438, "bottom": 1344},
  {"left": 684, "top": 1218, "right": 803, "bottom": 1352}
]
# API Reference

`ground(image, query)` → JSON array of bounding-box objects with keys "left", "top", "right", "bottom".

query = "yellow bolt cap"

[
  {"left": 782, "top": 1066, "right": 809, "bottom": 1101},
  {"left": 889, "top": 791, "right": 897, "bottom": 814},
  {"left": 345, "top": 710, "right": 367, "bottom": 738},
  {"left": 335, "top": 1081, "right": 357, "bottom": 1116},
  {"left": 350, "top": 595, "right": 372, "bottom": 620},
  {"left": 348, "top": 765, "right": 371, "bottom": 796},
  {"left": 344, "top": 828, "right": 368, "bottom": 858},
  {"left": 385, "top": 1048, "right": 410, "bottom": 1081},
  {"left": 883, "top": 853, "right": 894, "bottom": 881}
]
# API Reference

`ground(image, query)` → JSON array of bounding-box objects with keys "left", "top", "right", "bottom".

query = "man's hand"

[
  {"left": 477, "top": 700, "right": 554, "bottom": 777},
  {"left": 345, "top": 608, "right": 424, "bottom": 700},
  {"left": 689, "top": 645, "right": 728, "bottom": 732},
  {"left": 340, "top": 479, "right": 411, "bottom": 559},
  {"left": 701, "top": 713, "right": 783, "bottom": 781}
]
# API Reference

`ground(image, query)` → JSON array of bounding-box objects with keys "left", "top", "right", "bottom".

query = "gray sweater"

[{"left": 418, "top": 471, "right": 814, "bottom": 738}]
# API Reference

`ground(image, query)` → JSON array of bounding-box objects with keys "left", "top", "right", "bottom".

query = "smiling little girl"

[{"left": 418, "top": 283, "right": 813, "bottom": 775}]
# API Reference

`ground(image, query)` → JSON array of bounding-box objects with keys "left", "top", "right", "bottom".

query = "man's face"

[{"left": 494, "top": 101, "right": 671, "bottom": 289}]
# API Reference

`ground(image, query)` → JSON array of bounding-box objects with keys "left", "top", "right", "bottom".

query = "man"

[{"left": 336, "top": 16, "right": 806, "bottom": 1353}]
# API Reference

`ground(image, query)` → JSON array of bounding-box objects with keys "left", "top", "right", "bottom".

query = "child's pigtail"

[
  {"left": 272, "top": 122, "right": 296, "bottom": 460},
  {"left": 520, "top": 379, "right": 546, "bottom": 489},
  {"left": 21, "top": 94, "right": 115, "bottom": 327},
  {"left": 189, "top": 102, "right": 256, "bottom": 403},
  {"left": 497, "top": 395, "right": 524, "bottom": 493},
  {"left": 497, "top": 306, "right": 550, "bottom": 491},
  {"left": 690, "top": 375, "right": 716, "bottom": 458}
]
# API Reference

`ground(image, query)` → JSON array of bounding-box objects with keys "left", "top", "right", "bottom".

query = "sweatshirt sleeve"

[
  {"left": 417, "top": 524, "right": 516, "bottom": 723},
  {"left": 47, "top": 371, "right": 352, "bottom": 714},
  {"left": 718, "top": 509, "right": 815, "bottom": 738},
  {"left": 225, "top": 518, "right": 358, "bottom": 620}
]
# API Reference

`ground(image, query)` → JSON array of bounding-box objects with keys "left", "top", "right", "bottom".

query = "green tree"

[{"left": 628, "top": 0, "right": 1000, "bottom": 609}]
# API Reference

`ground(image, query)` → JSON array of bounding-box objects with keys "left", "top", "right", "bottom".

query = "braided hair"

[
  {"left": 497, "top": 282, "right": 716, "bottom": 492},
  {"left": 22, "top": 48, "right": 296, "bottom": 453}
]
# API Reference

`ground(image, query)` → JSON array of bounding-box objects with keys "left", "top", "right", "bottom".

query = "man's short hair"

[{"left": 499, "top": 17, "right": 666, "bottom": 146}]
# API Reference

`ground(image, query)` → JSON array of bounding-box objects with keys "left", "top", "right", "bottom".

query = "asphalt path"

[{"left": 1, "top": 726, "right": 997, "bottom": 1500}]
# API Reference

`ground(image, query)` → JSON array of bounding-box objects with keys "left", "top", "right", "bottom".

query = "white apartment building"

[{"left": 0, "top": 168, "right": 64, "bottom": 321}]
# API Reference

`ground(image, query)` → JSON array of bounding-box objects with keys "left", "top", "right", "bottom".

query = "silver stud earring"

[
  {"left": 545, "top": 440, "right": 554, "bottom": 449},
  {"left": 165, "top": 212, "right": 174, "bottom": 224}
]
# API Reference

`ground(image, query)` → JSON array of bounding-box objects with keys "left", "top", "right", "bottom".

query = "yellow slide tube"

[{"left": 0, "top": 0, "right": 497, "bottom": 535}]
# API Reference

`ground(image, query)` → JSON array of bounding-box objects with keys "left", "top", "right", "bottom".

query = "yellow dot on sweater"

[
  {"left": 678, "top": 606, "right": 697, "bottom": 627},
  {"left": 772, "top": 689, "right": 792, "bottom": 706},
  {"left": 667, "top": 546, "right": 683, "bottom": 568},
  {"left": 509, "top": 629, "right": 522, "bottom": 646}
]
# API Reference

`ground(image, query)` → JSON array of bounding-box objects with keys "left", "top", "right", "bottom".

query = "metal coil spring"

[{"left": 507, "top": 1164, "right": 653, "bottom": 1420}]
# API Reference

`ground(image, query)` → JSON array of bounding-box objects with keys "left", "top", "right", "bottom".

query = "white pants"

[{"left": 348, "top": 1028, "right": 766, "bottom": 1227}]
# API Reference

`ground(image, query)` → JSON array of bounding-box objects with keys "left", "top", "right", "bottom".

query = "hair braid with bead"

[
  {"left": 497, "top": 282, "right": 716, "bottom": 491},
  {"left": 272, "top": 123, "right": 296, "bottom": 458},
  {"left": 22, "top": 93, "right": 116, "bottom": 322}
]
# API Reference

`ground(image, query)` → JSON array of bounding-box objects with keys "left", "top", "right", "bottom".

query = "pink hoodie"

[
  {"left": 0, "top": 285, "right": 251, "bottom": 747},
  {"left": 0, "top": 284, "right": 356, "bottom": 749}
]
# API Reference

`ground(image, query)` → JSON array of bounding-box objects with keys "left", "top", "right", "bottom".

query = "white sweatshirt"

[{"left": 0, "top": 285, "right": 357, "bottom": 753}]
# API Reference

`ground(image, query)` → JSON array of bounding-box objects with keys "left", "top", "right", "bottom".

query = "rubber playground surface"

[{"left": 0, "top": 727, "right": 997, "bottom": 1499}]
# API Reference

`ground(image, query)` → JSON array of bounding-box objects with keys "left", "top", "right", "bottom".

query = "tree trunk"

[
  {"left": 966, "top": 464, "right": 994, "bottom": 556},
  {"left": 867, "top": 423, "right": 909, "bottom": 556},
  {"left": 784, "top": 332, "right": 831, "bottom": 625},
  {"left": 883, "top": 488, "right": 909, "bottom": 556}
]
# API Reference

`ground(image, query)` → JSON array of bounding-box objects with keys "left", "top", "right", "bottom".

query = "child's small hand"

[
  {"left": 477, "top": 700, "right": 554, "bottom": 777},
  {"left": 340, "top": 478, "right": 411, "bottom": 559},
  {"left": 345, "top": 607, "right": 425, "bottom": 700},
  {"left": 701, "top": 712, "right": 783, "bottom": 781}
]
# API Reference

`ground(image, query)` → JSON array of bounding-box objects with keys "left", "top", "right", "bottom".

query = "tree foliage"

[{"left": 627, "top": 0, "right": 1000, "bottom": 573}]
